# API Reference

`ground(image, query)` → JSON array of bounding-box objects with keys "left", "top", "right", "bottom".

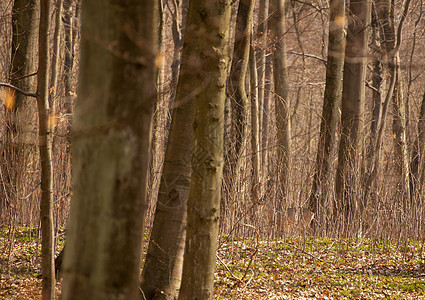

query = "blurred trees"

[
  {"left": 0, "top": 0, "right": 425, "bottom": 297},
  {"left": 60, "top": 0, "right": 157, "bottom": 298}
]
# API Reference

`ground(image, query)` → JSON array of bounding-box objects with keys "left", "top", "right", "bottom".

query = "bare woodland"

[{"left": 0, "top": 0, "right": 425, "bottom": 299}]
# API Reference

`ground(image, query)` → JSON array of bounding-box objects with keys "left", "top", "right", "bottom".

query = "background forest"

[{"left": 0, "top": 0, "right": 425, "bottom": 299}]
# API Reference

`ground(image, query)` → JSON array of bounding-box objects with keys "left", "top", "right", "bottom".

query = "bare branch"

[
  {"left": 288, "top": 50, "right": 327, "bottom": 64},
  {"left": 0, "top": 83, "right": 37, "bottom": 98}
]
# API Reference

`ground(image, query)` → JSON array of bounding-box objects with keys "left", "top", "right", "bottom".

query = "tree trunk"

[
  {"left": 270, "top": 0, "right": 291, "bottom": 209},
  {"left": 61, "top": 0, "right": 157, "bottom": 298},
  {"left": 63, "top": 0, "right": 76, "bottom": 116},
  {"left": 257, "top": 0, "right": 270, "bottom": 193},
  {"left": 362, "top": 0, "right": 411, "bottom": 211},
  {"left": 392, "top": 53, "right": 411, "bottom": 209},
  {"left": 178, "top": 1, "right": 232, "bottom": 298},
  {"left": 229, "top": 0, "right": 255, "bottom": 204},
  {"left": 37, "top": 1, "right": 55, "bottom": 299},
  {"left": 140, "top": 1, "right": 197, "bottom": 298},
  {"left": 1, "top": 0, "right": 39, "bottom": 221},
  {"left": 49, "top": 0, "right": 62, "bottom": 109},
  {"left": 335, "top": 0, "right": 370, "bottom": 222},
  {"left": 418, "top": 89, "right": 425, "bottom": 195},
  {"left": 308, "top": 0, "right": 346, "bottom": 226},
  {"left": 250, "top": 40, "right": 261, "bottom": 202}
]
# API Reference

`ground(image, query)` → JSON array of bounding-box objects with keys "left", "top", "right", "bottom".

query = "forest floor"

[{"left": 1, "top": 227, "right": 424, "bottom": 299}]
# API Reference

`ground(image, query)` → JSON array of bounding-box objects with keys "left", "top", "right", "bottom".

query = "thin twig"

[
  {"left": 0, "top": 83, "right": 37, "bottom": 98},
  {"left": 216, "top": 253, "right": 243, "bottom": 282}
]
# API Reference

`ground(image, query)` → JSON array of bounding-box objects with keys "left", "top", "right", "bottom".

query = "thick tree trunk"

[
  {"left": 178, "top": 1, "right": 231, "bottom": 299},
  {"left": 335, "top": 0, "right": 370, "bottom": 222},
  {"left": 140, "top": 2, "right": 195, "bottom": 298},
  {"left": 37, "top": 1, "right": 55, "bottom": 299},
  {"left": 61, "top": 0, "right": 157, "bottom": 299},
  {"left": 270, "top": 0, "right": 291, "bottom": 209},
  {"left": 308, "top": 0, "right": 346, "bottom": 226},
  {"left": 1, "top": 0, "right": 39, "bottom": 220}
]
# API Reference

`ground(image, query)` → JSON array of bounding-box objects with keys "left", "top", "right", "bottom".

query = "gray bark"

[{"left": 178, "top": 1, "right": 232, "bottom": 298}]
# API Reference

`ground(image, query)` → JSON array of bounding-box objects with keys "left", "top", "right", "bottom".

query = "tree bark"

[
  {"left": 61, "top": 0, "right": 157, "bottom": 298},
  {"left": 229, "top": 0, "right": 255, "bottom": 204},
  {"left": 49, "top": 0, "right": 62, "bottom": 109},
  {"left": 1, "top": 0, "right": 39, "bottom": 220},
  {"left": 335, "top": 0, "right": 370, "bottom": 221},
  {"left": 37, "top": 1, "right": 55, "bottom": 299},
  {"left": 178, "top": 1, "right": 232, "bottom": 299},
  {"left": 140, "top": 1, "right": 196, "bottom": 298},
  {"left": 270, "top": 0, "right": 291, "bottom": 208},
  {"left": 308, "top": 0, "right": 346, "bottom": 226},
  {"left": 250, "top": 39, "right": 261, "bottom": 202},
  {"left": 258, "top": 0, "right": 270, "bottom": 192}
]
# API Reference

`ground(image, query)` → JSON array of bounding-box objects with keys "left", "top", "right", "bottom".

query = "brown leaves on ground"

[
  {"left": 1, "top": 227, "right": 424, "bottom": 299},
  {"left": 215, "top": 237, "right": 425, "bottom": 299}
]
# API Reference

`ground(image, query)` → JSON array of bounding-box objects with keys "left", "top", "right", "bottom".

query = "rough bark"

[
  {"left": 308, "top": 0, "right": 346, "bottom": 225},
  {"left": 37, "top": 0, "right": 55, "bottom": 299},
  {"left": 270, "top": 0, "right": 292, "bottom": 207},
  {"left": 335, "top": 0, "right": 370, "bottom": 221},
  {"left": 178, "top": 1, "right": 231, "bottom": 299},
  {"left": 61, "top": 0, "right": 157, "bottom": 298}
]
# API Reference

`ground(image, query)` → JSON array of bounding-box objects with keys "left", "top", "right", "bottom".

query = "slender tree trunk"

[
  {"left": 178, "top": 1, "right": 232, "bottom": 298},
  {"left": 49, "top": 0, "right": 62, "bottom": 109},
  {"left": 37, "top": 1, "right": 55, "bottom": 299},
  {"left": 362, "top": 0, "right": 411, "bottom": 210},
  {"left": 364, "top": 7, "right": 384, "bottom": 210},
  {"left": 392, "top": 53, "right": 411, "bottom": 209},
  {"left": 270, "top": 0, "right": 291, "bottom": 209},
  {"left": 308, "top": 0, "right": 346, "bottom": 227},
  {"left": 61, "top": 0, "right": 157, "bottom": 298},
  {"left": 63, "top": 0, "right": 75, "bottom": 115},
  {"left": 335, "top": 0, "right": 370, "bottom": 222},
  {"left": 258, "top": 0, "right": 270, "bottom": 192},
  {"left": 418, "top": 89, "right": 425, "bottom": 194},
  {"left": 250, "top": 40, "right": 261, "bottom": 202},
  {"left": 229, "top": 0, "right": 255, "bottom": 204}
]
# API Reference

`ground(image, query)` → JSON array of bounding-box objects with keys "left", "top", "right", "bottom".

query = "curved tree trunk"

[
  {"left": 229, "top": 0, "right": 255, "bottom": 204},
  {"left": 61, "top": 0, "right": 157, "bottom": 298},
  {"left": 178, "top": 1, "right": 232, "bottom": 299}
]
